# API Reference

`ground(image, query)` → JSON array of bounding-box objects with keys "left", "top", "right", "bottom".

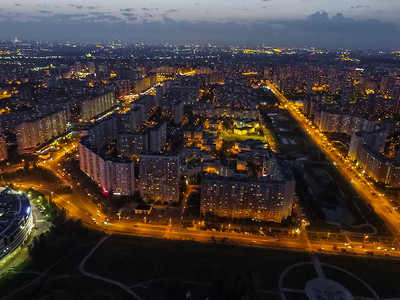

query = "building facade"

[
  {"left": 80, "top": 92, "right": 117, "bottom": 122},
  {"left": 139, "top": 153, "right": 180, "bottom": 203},
  {"left": 117, "top": 131, "right": 149, "bottom": 157},
  {"left": 149, "top": 122, "right": 167, "bottom": 152},
  {"left": 15, "top": 109, "right": 68, "bottom": 154},
  {"left": 200, "top": 175, "right": 295, "bottom": 223},
  {"left": 79, "top": 136, "right": 135, "bottom": 195},
  {"left": 0, "top": 134, "right": 8, "bottom": 162}
]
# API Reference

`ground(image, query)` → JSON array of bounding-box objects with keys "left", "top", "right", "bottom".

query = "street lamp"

[{"left": 363, "top": 234, "right": 369, "bottom": 244}]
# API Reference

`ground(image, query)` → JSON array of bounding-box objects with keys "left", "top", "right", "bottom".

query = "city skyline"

[
  {"left": 0, "top": 1, "right": 399, "bottom": 49},
  {"left": 1, "top": 37, "right": 400, "bottom": 299},
  {"left": 1, "top": 1, "right": 400, "bottom": 296}
]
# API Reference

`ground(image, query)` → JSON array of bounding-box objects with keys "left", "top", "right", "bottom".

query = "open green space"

[
  {"left": 263, "top": 108, "right": 388, "bottom": 235},
  {"left": 221, "top": 132, "right": 267, "bottom": 143},
  {"left": 86, "top": 235, "right": 400, "bottom": 299},
  {"left": 320, "top": 254, "right": 400, "bottom": 298},
  {"left": 1, "top": 167, "right": 60, "bottom": 184},
  {"left": 86, "top": 235, "right": 308, "bottom": 298},
  {"left": 2, "top": 232, "right": 400, "bottom": 299},
  {"left": 281, "top": 263, "right": 318, "bottom": 290},
  {"left": 321, "top": 265, "right": 372, "bottom": 298}
]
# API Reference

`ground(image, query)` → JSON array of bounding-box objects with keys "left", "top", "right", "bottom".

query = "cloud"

[
  {"left": 31, "top": 13, "right": 90, "bottom": 22},
  {"left": 69, "top": 4, "right": 98, "bottom": 10},
  {"left": 125, "top": 16, "right": 138, "bottom": 22},
  {"left": 120, "top": 12, "right": 138, "bottom": 23},
  {"left": 69, "top": 4, "right": 82, "bottom": 9},
  {"left": 80, "top": 13, "right": 123, "bottom": 22},
  {"left": 121, "top": 12, "right": 135, "bottom": 18},
  {"left": 0, "top": 11, "right": 398, "bottom": 50},
  {"left": 307, "top": 10, "right": 329, "bottom": 21},
  {"left": 351, "top": 5, "right": 370, "bottom": 9},
  {"left": 103, "top": 15, "right": 122, "bottom": 22},
  {"left": 269, "top": 11, "right": 399, "bottom": 49},
  {"left": 36, "top": 4, "right": 59, "bottom": 9},
  {"left": 89, "top": 12, "right": 108, "bottom": 15}
]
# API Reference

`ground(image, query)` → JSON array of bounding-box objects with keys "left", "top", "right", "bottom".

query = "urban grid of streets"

[{"left": 2, "top": 82, "right": 400, "bottom": 272}]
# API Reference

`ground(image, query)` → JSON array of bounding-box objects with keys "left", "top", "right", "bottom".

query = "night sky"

[{"left": 0, "top": 0, "right": 399, "bottom": 49}]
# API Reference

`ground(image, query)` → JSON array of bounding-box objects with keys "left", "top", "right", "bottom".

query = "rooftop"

[{"left": 0, "top": 188, "right": 31, "bottom": 238}]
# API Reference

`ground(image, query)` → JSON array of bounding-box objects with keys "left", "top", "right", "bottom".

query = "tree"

[
  {"left": 23, "top": 160, "right": 30, "bottom": 171},
  {"left": 222, "top": 119, "right": 234, "bottom": 131}
]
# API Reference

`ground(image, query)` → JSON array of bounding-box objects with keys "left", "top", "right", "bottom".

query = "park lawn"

[
  {"left": 3, "top": 231, "right": 400, "bottom": 299},
  {"left": 86, "top": 235, "right": 309, "bottom": 292},
  {"left": 86, "top": 234, "right": 400, "bottom": 298}
]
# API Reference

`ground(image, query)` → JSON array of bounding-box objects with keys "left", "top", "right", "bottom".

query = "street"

[{"left": 266, "top": 82, "right": 400, "bottom": 239}]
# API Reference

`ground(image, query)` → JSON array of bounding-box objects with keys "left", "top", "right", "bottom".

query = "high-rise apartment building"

[
  {"left": 0, "top": 134, "right": 8, "bottom": 162},
  {"left": 348, "top": 127, "right": 388, "bottom": 162},
  {"left": 115, "top": 80, "right": 131, "bottom": 97},
  {"left": 386, "top": 164, "right": 400, "bottom": 188},
  {"left": 83, "top": 114, "right": 119, "bottom": 150},
  {"left": 314, "top": 111, "right": 375, "bottom": 135},
  {"left": 117, "top": 132, "right": 149, "bottom": 157},
  {"left": 132, "top": 74, "right": 157, "bottom": 94},
  {"left": 149, "top": 122, "right": 167, "bottom": 152},
  {"left": 79, "top": 136, "right": 135, "bottom": 195},
  {"left": 173, "top": 101, "right": 184, "bottom": 124},
  {"left": 200, "top": 175, "right": 295, "bottom": 223},
  {"left": 347, "top": 126, "right": 400, "bottom": 187},
  {"left": 340, "top": 85, "right": 352, "bottom": 105},
  {"left": 15, "top": 109, "right": 68, "bottom": 154},
  {"left": 80, "top": 92, "right": 117, "bottom": 122},
  {"left": 139, "top": 153, "right": 180, "bottom": 203}
]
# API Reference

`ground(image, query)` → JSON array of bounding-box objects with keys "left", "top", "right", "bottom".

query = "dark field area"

[{"left": 2, "top": 233, "right": 400, "bottom": 299}]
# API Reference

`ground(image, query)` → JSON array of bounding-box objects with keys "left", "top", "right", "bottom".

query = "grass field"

[
  {"left": 221, "top": 132, "right": 267, "bottom": 143},
  {"left": 85, "top": 235, "right": 400, "bottom": 299},
  {"left": 2, "top": 233, "right": 400, "bottom": 299}
]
